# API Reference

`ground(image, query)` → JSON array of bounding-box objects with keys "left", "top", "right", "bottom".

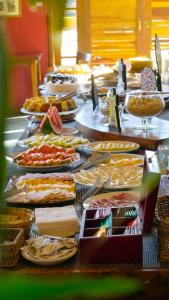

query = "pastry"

[
  {"left": 22, "top": 96, "right": 77, "bottom": 113},
  {"left": 6, "top": 173, "right": 76, "bottom": 204},
  {"left": 6, "top": 189, "right": 75, "bottom": 204}
]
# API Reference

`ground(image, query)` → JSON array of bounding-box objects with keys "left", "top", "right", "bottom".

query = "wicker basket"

[
  {"left": 0, "top": 208, "right": 34, "bottom": 238},
  {"left": 0, "top": 228, "right": 24, "bottom": 267},
  {"left": 157, "top": 195, "right": 169, "bottom": 262}
]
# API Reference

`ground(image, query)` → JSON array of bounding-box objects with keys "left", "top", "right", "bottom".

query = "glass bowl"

[{"left": 124, "top": 91, "right": 165, "bottom": 129}]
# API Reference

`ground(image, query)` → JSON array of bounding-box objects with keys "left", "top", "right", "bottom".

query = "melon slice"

[{"left": 39, "top": 106, "right": 63, "bottom": 134}]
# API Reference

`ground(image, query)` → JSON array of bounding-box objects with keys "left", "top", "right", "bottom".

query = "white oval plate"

[
  {"left": 18, "top": 129, "right": 79, "bottom": 148},
  {"left": 83, "top": 190, "right": 140, "bottom": 209},
  {"left": 85, "top": 141, "right": 140, "bottom": 153},
  {"left": 75, "top": 165, "right": 143, "bottom": 189},
  {"left": 61, "top": 127, "right": 78, "bottom": 135},
  {"left": 20, "top": 107, "right": 79, "bottom": 117},
  {"left": 21, "top": 247, "right": 77, "bottom": 266},
  {"left": 100, "top": 153, "right": 144, "bottom": 167},
  {"left": 6, "top": 153, "right": 80, "bottom": 172},
  {"left": 20, "top": 107, "right": 46, "bottom": 116},
  {"left": 59, "top": 108, "right": 79, "bottom": 116}
]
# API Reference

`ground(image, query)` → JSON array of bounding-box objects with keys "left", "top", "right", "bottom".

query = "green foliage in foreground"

[
  {"left": 0, "top": 28, "right": 9, "bottom": 202},
  {"left": 0, "top": 275, "right": 142, "bottom": 299}
]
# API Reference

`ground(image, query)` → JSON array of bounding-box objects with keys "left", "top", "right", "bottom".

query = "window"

[
  {"left": 61, "top": 0, "right": 77, "bottom": 65},
  {"left": 151, "top": 0, "right": 169, "bottom": 71},
  {"left": 49, "top": 0, "right": 169, "bottom": 68},
  {"left": 77, "top": 0, "right": 150, "bottom": 65},
  {"left": 90, "top": 0, "right": 137, "bottom": 63}
]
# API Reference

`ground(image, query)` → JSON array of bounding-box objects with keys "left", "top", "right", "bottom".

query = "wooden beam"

[
  {"left": 136, "top": 0, "right": 152, "bottom": 57},
  {"left": 77, "top": 0, "right": 91, "bottom": 53}
]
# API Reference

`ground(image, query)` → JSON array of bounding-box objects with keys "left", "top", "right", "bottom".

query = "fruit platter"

[
  {"left": 10, "top": 144, "right": 80, "bottom": 171},
  {"left": 19, "top": 133, "right": 88, "bottom": 148},
  {"left": 5, "top": 173, "right": 76, "bottom": 204},
  {"left": 85, "top": 141, "right": 140, "bottom": 153}
]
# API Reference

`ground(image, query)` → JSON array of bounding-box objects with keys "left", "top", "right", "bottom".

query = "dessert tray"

[
  {"left": 83, "top": 191, "right": 140, "bottom": 209},
  {"left": 75, "top": 165, "right": 143, "bottom": 189},
  {"left": 85, "top": 141, "right": 140, "bottom": 153},
  {"left": 6, "top": 145, "right": 80, "bottom": 172},
  {"left": 5, "top": 173, "right": 76, "bottom": 204},
  {"left": 21, "top": 236, "right": 77, "bottom": 266},
  {"left": 18, "top": 133, "right": 88, "bottom": 148}
]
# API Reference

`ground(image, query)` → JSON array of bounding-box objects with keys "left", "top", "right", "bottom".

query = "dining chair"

[{"left": 76, "top": 51, "right": 92, "bottom": 65}]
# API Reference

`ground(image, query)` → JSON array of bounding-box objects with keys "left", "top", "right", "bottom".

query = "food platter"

[
  {"left": 18, "top": 133, "right": 88, "bottom": 149},
  {"left": 85, "top": 141, "right": 140, "bottom": 153},
  {"left": 21, "top": 247, "right": 77, "bottom": 265},
  {"left": 100, "top": 153, "right": 144, "bottom": 167},
  {"left": 20, "top": 107, "right": 46, "bottom": 116},
  {"left": 75, "top": 165, "right": 143, "bottom": 189},
  {"left": 60, "top": 127, "right": 79, "bottom": 135},
  {"left": 14, "top": 153, "right": 80, "bottom": 172},
  {"left": 83, "top": 191, "right": 140, "bottom": 208},
  {"left": 6, "top": 152, "right": 80, "bottom": 172},
  {"left": 5, "top": 172, "right": 76, "bottom": 205},
  {"left": 20, "top": 107, "right": 79, "bottom": 117},
  {"left": 5, "top": 190, "right": 76, "bottom": 205},
  {"left": 21, "top": 237, "right": 77, "bottom": 266},
  {"left": 59, "top": 108, "right": 79, "bottom": 116}
]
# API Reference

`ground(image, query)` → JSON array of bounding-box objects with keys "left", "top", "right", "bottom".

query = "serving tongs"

[
  {"left": 56, "top": 90, "right": 77, "bottom": 103},
  {"left": 80, "top": 176, "right": 111, "bottom": 204},
  {"left": 2, "top": 187, "right": 19, "bottom": 201},
  {"left": 43, "top": 90, "right": 77, "bottom": 105},
  {"left": 72, "top": 151, "right": 112, "bottom": 173}
]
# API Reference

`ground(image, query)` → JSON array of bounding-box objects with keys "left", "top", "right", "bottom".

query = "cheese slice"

[{"left": 35, "top": 205, "right": 80, "bottom": 237}]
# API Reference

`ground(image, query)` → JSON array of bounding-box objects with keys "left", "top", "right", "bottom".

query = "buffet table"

[
  {"left": 75, "top": 102, "right": 169, "bottom": 150},
  {"left": 3, "top": 101, "right": 169, "bottom": 280}
]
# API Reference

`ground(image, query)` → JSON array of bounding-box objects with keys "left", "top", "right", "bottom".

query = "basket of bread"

[
  {"left": 156, "top": 175, "right": 169, "bottom": 262},
  {"left": 0, "top": 207, "right": 34, "bottom": 238},
  {"left": 0, "top": 228, "right": 24, "bottom": 267}
]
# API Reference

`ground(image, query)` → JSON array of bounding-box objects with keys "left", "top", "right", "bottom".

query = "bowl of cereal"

[{"left": 124, "top": 91, "right": 165, "bottom": 129}]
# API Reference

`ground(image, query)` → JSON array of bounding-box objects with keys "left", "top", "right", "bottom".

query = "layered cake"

[{"left": 46, "top": 74, "right": 78, "bottom": 94}]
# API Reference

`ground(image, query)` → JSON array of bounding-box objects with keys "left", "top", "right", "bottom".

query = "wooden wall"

[{"left": 6, "top": 0, "right": 49, "bottom": 111}]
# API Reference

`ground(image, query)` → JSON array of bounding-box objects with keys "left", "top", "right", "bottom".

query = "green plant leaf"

[
  {"left": 0, "top": 275, "right": 142, "bottom": 299},
  {"left": 0, "top": 27, "right": 9, "bottom": 202}
]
